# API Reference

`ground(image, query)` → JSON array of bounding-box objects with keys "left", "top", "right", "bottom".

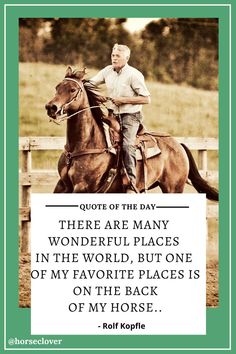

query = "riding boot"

[{"left": 126, "top": 179, "right": 139, "bottom": 193}]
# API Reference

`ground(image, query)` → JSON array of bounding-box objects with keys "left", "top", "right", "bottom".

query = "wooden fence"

[{"left": 19, "top": 136, "right": 219, "bottom": 253}]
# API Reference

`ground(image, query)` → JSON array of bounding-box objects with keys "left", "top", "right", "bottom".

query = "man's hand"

[
  {"left": 111, "top": 96, "right": 150, "bottom": 106},
  {"left": 111, "top": 97, "right": 126, "bottom": 106}
]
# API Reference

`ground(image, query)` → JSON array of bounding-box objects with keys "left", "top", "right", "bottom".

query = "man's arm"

[
  {"left": 111, "top": 96, "right": 151, "bottom": 106},
  {"left": 90, "top": 69, "right": 105, "bottom": 86}
]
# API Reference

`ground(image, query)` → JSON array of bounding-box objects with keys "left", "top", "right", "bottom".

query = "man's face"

[{"left": 111, "top": 49, "right": 128, "bottom": 71}]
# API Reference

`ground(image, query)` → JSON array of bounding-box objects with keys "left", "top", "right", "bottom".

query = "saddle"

[
  {"left": 102, "top": 114, "right": 162, "bottom": 160},
  {"left": 102, "top": 113, "right": 171, "bottom": 192}
]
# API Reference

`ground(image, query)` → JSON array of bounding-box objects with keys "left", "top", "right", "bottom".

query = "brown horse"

[{"left": 45, "top": 67, "right": 218, "bottom": 200}]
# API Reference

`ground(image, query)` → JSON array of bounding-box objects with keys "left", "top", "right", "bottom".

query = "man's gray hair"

[{"left": 112, "top": 43, "right": 131, "bottom": 59}]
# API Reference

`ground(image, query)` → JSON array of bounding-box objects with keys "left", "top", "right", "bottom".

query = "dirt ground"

[
  {"left": 19, "top": 247, "right": 219, "bottom": 308},
  {"left": 19, "top": 253, "right": 31, "bottom": 307},
  {"left": 206, "top": 258, "right": 219, "bottom": 307},
  {"left": 206, "top": 231, "right": 219, "bottom": 307}
]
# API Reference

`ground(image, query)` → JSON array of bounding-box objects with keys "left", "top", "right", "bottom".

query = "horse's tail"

[{"left": 181, "top": 143, "right": 219, "bottom": 201}]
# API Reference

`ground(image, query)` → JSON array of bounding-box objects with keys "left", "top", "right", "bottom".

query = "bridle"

[
  {"left": 49, "top": 78, "right": 110, "bottom": 125},
  {"left": 48, "top": 77, "right": 121, "bottom": 193}
]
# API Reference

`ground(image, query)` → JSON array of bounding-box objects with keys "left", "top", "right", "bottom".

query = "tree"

[
  {"left": 19, "top": 17, "right": 218, "bottom": 90},
  {"left": 19, "top": 18, "right": 48, "bottom": 62},
  {"left": 141, "top": 18, "right": 218, "bottom": 89},
  {"left": 44, "top": 18, "right": 133, "bottom": 67}
]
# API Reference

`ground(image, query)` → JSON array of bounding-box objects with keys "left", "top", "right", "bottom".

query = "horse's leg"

[
  {"left": 54, "top": 179, "right": 65, "bottom": 193},
  {"left": 53, "top": 154, "right": 73, "bottom": 193},
  {"left": 158, "top": 158, "right": 188, "bottom": 193},
  {"left": 69, "top": 155, "right": 120, "bottom": 193},
  {"left": 73, "top": 183, "right": 87, "bottom": 193},
  {"left": 159, "top": 180, "right": 185, "bottom": 193},
  {"left": 158, "top": 157, "right": 188, "bottom": 193},
  {"left": 54, "top": 178, "right": 73, "bottom": 193}
]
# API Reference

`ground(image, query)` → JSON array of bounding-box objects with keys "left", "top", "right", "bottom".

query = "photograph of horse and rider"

[{"left": 19, "top": 18, "right": 219, "bottom": 307}]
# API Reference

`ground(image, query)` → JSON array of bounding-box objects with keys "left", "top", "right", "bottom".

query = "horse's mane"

[
  {"left": 65, "top": 70, "right": 107, "bottom": 128},
  {"left": 82, "top": 80, "right": 107, "bottom": 123}
]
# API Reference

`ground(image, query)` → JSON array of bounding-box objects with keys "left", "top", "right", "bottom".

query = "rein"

[{"left": 49, "top": 105, "right": 103, "bottom": 125}]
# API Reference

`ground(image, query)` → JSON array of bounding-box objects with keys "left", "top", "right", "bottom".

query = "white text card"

[{"left": 31, "top": 194, "right": 206, "bottom": 335}]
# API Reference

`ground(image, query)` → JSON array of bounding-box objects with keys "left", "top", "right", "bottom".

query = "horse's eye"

[{"left": 70, "top": 88, "right": 76, "bottom": 93}]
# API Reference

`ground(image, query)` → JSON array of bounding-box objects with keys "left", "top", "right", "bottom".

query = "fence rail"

[
  {"left": 19, "top": 136, "right": 218, "bottom": 151},
  {"left": 19, "top": 136, "right": 219, "bottom": 253}
]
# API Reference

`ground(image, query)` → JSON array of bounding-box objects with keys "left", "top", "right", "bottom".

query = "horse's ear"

[
  {"left": 74, "top": 67, "right": 87, "bottom": 80},
  {"left": 65, "top": 66, "right": 73, "bottom": 77}
]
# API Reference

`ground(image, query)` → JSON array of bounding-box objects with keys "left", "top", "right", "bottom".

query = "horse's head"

[{"left": 45, "top": 66, "right": 87, "bottom": 120}]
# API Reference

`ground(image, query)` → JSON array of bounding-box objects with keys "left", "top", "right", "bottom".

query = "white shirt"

[{"left": 90, "top": 64, "right": 150, "bottom": 114}]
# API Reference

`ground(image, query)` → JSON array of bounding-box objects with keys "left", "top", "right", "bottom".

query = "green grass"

[
  {"left": 19, "top": 62, "right": 218, "bottom": 137},
  {"left": 19, "top": 62, "right": 66, "bottom": 137},
  {"left": 19, "top": 62, "right": 218, "bottom": 171},
  {"left": 144, "top": 81, "right": 218, "bottom": 137}
]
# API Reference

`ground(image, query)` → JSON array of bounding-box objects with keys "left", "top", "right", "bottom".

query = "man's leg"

[{"left": 120, "top": 112, "right": 142, "bottom": 189}]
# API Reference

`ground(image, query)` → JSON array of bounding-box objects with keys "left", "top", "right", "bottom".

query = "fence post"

[
  {"left": 20, "top": 148, "right": 31, "bottom": 253},
  {"left": 198, "top": 149, "right": 208, "bottom": 177}
]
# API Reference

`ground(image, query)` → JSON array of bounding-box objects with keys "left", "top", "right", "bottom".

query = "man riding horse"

[
  {"left": 45, "top": 58, "right": 218, "bottom": 200},
  {"left": 90, "top": 43, "right": 151, "bottom": 193}
]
